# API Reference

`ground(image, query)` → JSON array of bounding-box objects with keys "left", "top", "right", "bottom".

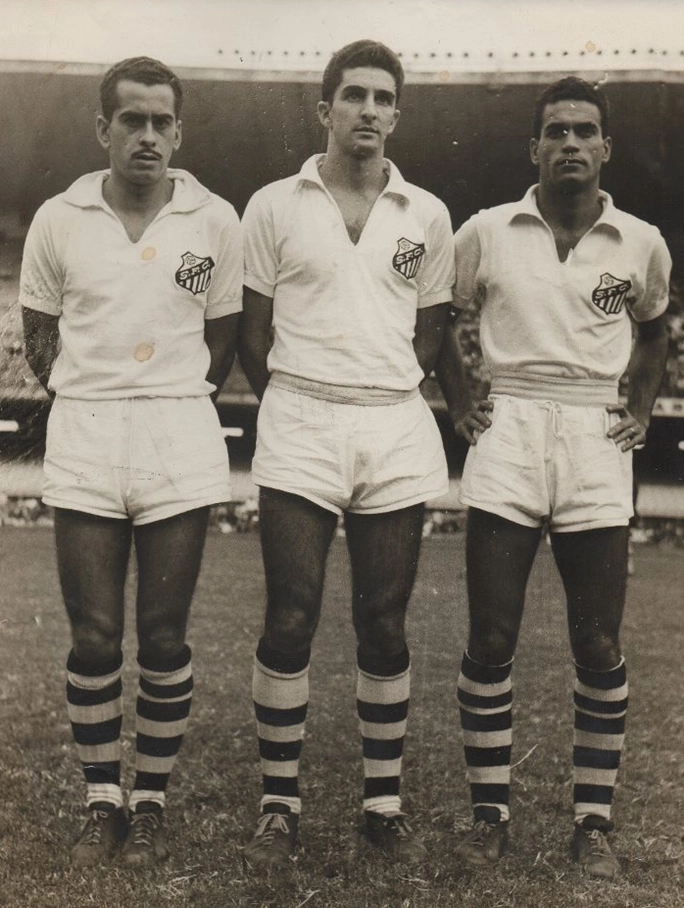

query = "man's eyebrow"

[{"left": 545, "top": 119, "right": 598, "bottom": 129}]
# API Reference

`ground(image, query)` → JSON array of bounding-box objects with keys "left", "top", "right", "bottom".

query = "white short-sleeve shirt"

[
  {"left": 243, "top": 154, "right": 454, "bottom": 391},
  {"left": 453, "top": 185, "right": 671, "bottom": 401},
  {"left": 20, "top": 169, "right": 243, "bottom": 399}
]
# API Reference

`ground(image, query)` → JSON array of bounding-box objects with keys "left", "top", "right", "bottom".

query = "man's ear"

[
  {"left": 96, "top": 114, "right": 111, "bottom": 152},
  {"left": 317, "top": 100, "right": 331, "bottom": 129},
  {"left": 530, "top": 137, "right": 540, "bottom": 166},
  {"left": 602, "top": 135, "right": 612, "bottom": 164},
  {"left": 387, "top": 108, "right": 400, "bottom": 135},
  {"left": 174, "top": 119, "right": 183, "bottom": 152}
]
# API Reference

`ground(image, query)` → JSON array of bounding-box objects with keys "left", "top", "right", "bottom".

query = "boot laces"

[
  {"left": 82, "top": 809, "right": 112, "bottom": 845},
  {"left": 129, "top": 812, "right": 161, "bottom": 847},
  {"left": 586, "top": 828, "right": 611, "bottom": 856},
  {"left": 254, "top": 812, "right": 290, "bottom": 843},
  {"left": 466, "top": 819, "right": 498, "bottom": 845},
  {"left": 385, "top": 814, "right": 412, "bottom": 839}
]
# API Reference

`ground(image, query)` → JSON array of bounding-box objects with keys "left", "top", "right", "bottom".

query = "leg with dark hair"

[
  {"left": 551, "top": 526, "right": 628, "bottom": 880},
  {"left": 456, "top": 508, "right": 541, "bottom": 866},
  {"left": 122, "top": 506, "right": 209, "bottom": 866},
  {"left": 243, "top": 488, "right": 338, "bottom": 870},
  {"left": 55, "top": 508, "right": 132, "bottom": 866},
  {"left": 345, "top": 503, "right": 427, "bottom": 864}
]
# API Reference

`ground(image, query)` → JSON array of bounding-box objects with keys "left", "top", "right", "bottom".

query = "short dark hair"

[
  {"left": 533, "top": 76, "right": 609, "bottom": 138},
  {"left": 321, "top": 39, "right": 404, "bottom": 104},
  {"left": 100, "top": 56, "right": 183, "bottom": 120}
]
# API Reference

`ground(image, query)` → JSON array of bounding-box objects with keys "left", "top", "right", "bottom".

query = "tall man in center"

[{"left": 239, "top": 40, "right": 454, "bottom": 868}]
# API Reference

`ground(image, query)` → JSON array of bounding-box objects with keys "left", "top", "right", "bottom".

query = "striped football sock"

[
  {"left": 457, "top": 651, "right": 513, "bottom": 823},
  {"left": 358, "top": 646, "right": 411, "bottom": 817},
  {"left": 253, "top": 638, "right": 310, "bottom": 816},
  {"left": 573, "top": 658, "right": 628, "bottom": 826},
  {"left": 66, "top": 649, "right": 124, "bottom": 809},
  {"left": 129, "top": 644, "right": 193, "bottom": 813}
]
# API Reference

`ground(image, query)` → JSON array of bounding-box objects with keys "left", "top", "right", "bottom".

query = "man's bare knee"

[
  {"left": 264, "top": 604, "right": 318, "bottom": 654},
  {"left": 355, "top": 608, "right": 406, "bottom": 657},
  {"left": 468, "top": 626, "right": 517, "bottom": 666},
  {"left": 71, "top": 618, "right": 123, "bottom": 664},
  {"left": 137, "top": 617, "right": 187, "bottom": 664},
  {"left": 572, "top": 631, "right": 621, "bottom": 671}
]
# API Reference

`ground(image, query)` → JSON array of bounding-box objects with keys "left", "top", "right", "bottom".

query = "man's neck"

[
  {"left": 317, "top": 149, "right": 388, "bottom": 195},
  {"left": 535, "top": 182, "right": 603, "bottom": 233},
  {"left": 103, "top": 170, "right": 174, "bottom": 215}
]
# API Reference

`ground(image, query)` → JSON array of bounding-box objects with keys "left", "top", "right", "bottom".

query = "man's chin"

[{"left": 350, "top": 143, "right": 378, "bottom": 159}]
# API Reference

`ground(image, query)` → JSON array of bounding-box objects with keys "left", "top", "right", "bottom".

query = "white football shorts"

[
  {"left": 460, "top": 394, "right": 633, "bottom": 532},
  {"left": 252, "top": 380, "right": 449, "bottom": 515},
  {"left": 44, "top": 396, "right": 231, "bottom": 524}
]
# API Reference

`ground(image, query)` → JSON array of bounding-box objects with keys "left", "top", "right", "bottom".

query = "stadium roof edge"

[{"left": 2, "top": 58, "right": 684, "bottom": 86}]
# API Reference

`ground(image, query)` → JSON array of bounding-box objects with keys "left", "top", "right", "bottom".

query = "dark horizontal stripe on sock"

[
  {"left": 67, "top": 678, "right": 122, "bottom": 707},
  {"left": 263, "top": 776, "right": 299, "bottom": 798},
  {"left": 257, "top": 638, "right": 310, "bottom": 675},
  {"left": 464, "top": 744, "right": 512, "bottom": 767},
  {"left": 357, "top": 645, "right": 409, "bottom": 678},
  {"left": 458, "top": 688, "right": 512, "bottom": 710},
  {"left": 575, "top": 662, "right": 626, "bottom": 690},
  {"left": 573, "top": 783, "right": 614, "bottom": 806},
  {"left": 258, "top": 738, "right": 303, "bottom": 762},
  {"left": 133, "top": 771, "right": 169, "bottom": 793},
  {"left": 461, "top": 654, "right": 512, "bottom": 685},
  {"left": 471, "top": 783, "right": 510, "bottom": 805},
  {"left": 136, "top": 696, "right": 192, "bottom": 722},
  {"left": 67, "top": 649, "right": 123, "bottom": 677},
  {"left": 139, "top": 675, "right": 193, "bottom": 700},
  {"left": 136, "top": 732, "right": 184, "bottom": 758},
  {"left": 573, "top": 746, "right": 621, "bottom": 770},
  {"left": 575, "top": 713, "right": 626, "bottom": 736},
  {"left": 255, "top": 702, "right": 308, "bottom": 727},
  {"left": 356, "top": 699, "right": 409, "bottom": 725},
  {"left": 459, "top": 708, "right": 512, "bottom": 733},
  {"left": 83, "top": 761, "right": 120, "bottom": 785},
  {"left": 574, "top": 692, "right": 628, "bottom": 715},
  {"left": 71, "top": 716, "right": 122, "bottom": 746},
  {"left": 362, "top": 736, "right": 404, "bottom": 761},
  {"left": 364, "top": 776, "right": 400, "bottom": 800}
]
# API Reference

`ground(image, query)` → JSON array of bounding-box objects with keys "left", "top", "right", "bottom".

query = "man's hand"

[
  {"left": 606, "top": 404, "right": 646, "bottom": 452},
  {"left": 454, "top": 399, "right": 494, "bottom": 445}
]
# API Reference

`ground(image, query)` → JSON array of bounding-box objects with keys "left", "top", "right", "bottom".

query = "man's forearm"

[
  {"left": 238, "top": 343, "right": 271, "bottom": 401},
  {"left": 435, "top": 320, "right": 474, "bottom": 421},
  {"left": 627, "top": 318, "right": 669, "bottom": 428}
]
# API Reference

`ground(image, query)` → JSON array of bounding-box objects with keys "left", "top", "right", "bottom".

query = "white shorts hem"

[
  {"left": 43, "top": 491, "right": 231, "bottom": 526},
  {"left": 347, "top": 484, "right": 450, "bottom": 515},
  {"left": 460, "top": 498, "right": 631, "bottom": 532},
  {"left": 459, "top": 498, "right": 542, "bottom": 528}
]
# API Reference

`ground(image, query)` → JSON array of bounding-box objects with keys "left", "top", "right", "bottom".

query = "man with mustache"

[
  {"left": 437, "top": 76, "right": 670, "bottom": 879},
  {"left": 20, "top": 56, "right": 242, "bottom": 867}
]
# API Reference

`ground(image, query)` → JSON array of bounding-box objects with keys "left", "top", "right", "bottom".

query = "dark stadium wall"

[{"left": 1, "top": 71, "right": 683, "bottom": 277}]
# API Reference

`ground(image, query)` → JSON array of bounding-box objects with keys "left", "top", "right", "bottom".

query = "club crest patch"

[
  {"left": 592, "top": 272, "right": 632, "bottom": 315},
  {"left": 175, "top": 251, "right": 215, "bottom": 295},
  {"left": 392, "top": 238, "right": 425, "bottom": 280}
]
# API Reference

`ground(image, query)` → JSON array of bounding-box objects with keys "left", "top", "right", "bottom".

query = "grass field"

[{"left": 1, "top": 526, "right": 683, "bottom": 908}]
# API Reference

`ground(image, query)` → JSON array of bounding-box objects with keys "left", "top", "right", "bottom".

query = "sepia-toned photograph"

[{"left": 1, "top": 1, "right": 682, "bottom": 905}]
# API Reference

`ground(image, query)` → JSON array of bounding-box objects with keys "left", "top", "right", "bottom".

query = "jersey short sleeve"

[
  {"left": 629, "top": 231, "right": 672, "bottom": 323},
  {"left": 204, "top": 200, "right": 244, "bottom": 320},
  {"left": 19, "top": 201, "right": 64, "bottom": 316},
  {"left": 417, "top": 201, "right": 455, "bottom": 309},
  {"left": 242, "top": 189, "right": 277, "bottom": 298},
  {"left": 452, "top": 214, "right": 483, "bottom": 311}
]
